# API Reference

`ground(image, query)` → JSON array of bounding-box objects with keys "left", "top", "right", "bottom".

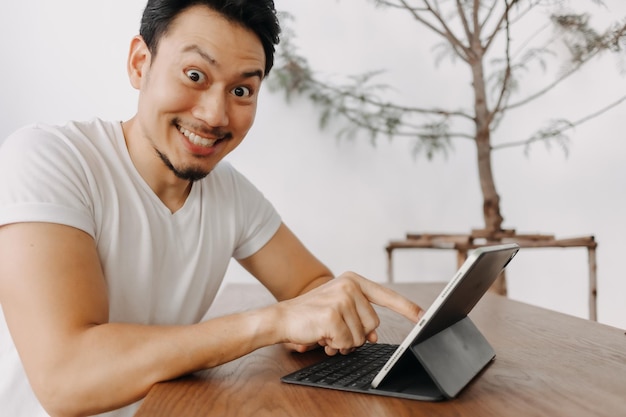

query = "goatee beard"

[{"left": 156, "top": 149, "right": 210, "bottom": 182}]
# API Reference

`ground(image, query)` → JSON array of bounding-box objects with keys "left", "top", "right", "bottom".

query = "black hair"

[{"left": 139, "top": 0, "right": 281, "bottom": 76}]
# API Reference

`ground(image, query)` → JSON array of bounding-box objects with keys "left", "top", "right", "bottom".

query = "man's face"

[{"left": 132, "top": 6, "right": 266, "bottom": 182}]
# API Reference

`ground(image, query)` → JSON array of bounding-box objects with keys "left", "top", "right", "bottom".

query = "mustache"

[{"left": 173, "top": 118, "right": 232, "bottom": 140}]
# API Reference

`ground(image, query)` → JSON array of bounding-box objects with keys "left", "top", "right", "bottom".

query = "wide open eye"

[
  {"left": 186, "top": 69, "right": 206, "bottom": 83},
  {"left": 231, "top": 86, "right": 251, "bottom": 98}
]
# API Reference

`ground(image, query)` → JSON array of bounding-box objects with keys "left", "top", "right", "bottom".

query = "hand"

[{"left": 276, "top": 272, "right": 423, "bottom": 356}]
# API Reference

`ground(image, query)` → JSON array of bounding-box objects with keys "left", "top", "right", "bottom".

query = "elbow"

[
  {"left": 33, "top": 380, "right": 83, "bottom": 417},
  {"left": 30, "top": 367, "right": 144, "bottom": 417},
  {"left": 30, "top": 370, "right": 106, "bottom": 417}
]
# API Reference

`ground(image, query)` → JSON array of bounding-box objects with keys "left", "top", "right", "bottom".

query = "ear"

[{"left": 127, "top": 35, "right": 151, "bottom": 90}]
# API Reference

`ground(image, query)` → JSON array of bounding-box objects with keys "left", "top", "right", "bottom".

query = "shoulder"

[
  {"left": 1, "top": 118, "right": 123, "bottom": 171},
  {"left": 0, "top": 118, "right": 128, "bottom": 200},
  {"left": 2, "top": 118, "right": 120, "bottom": 154}
]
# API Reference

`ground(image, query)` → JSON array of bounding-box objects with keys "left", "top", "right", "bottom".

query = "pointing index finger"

[{"left": 355, "top": 276, "right": 423, "bottom": 322}]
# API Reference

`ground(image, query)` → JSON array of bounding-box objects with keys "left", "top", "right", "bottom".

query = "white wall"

[{"left": 1, "top": 0, "right": 624, "bottom": 329}]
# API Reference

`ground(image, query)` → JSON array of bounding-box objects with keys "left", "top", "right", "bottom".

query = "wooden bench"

[{"left": 385, "top": 230, "right": 598, "bottom": 320}]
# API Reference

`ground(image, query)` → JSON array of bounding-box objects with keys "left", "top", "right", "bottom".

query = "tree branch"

[
  {"left": 478, "top": 0, "right": 498, "bottom": 34},
  {"left": 304, "top": 76, "right": 475, "bottom": 121},
  {"left": 492, "top": 93, "right": 626, "bottom": 151},
  {"left": 411, "top": 0, "right": 472, "bottom": 61},
  {"left": 505, "top": 19, "right": 626, "bottom": 110},
  {"left": 488, "top": 0, "right": 514, "bottom": 125},
  {"left": 455, "top": 0, "right": 473, "bottom": 42},
  {"left": 483, "top": 0, "right": 519, "bottom": 52}
]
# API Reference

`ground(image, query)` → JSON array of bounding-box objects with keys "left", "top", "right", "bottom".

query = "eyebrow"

[{"left": 182, "top": 44, "right": 264, "bottom": 79}]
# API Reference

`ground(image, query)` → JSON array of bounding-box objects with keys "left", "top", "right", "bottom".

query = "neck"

[{"left": 121, "top": 118, "right": 193, "bottom": 213}]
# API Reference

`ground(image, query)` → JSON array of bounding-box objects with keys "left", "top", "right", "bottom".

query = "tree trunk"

[
  {"left": 476, "top": 129, "right": 503, "bottom": 233},
  {"left": 469, "top": 50, "right": 504, "bottom": 233},
  {"left": 469, "top": 41, "right": 507, "bottom": 294}
]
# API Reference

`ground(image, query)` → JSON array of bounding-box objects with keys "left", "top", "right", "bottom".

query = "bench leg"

[{"left": 588, "top": 247, "right": 597, "bottom": 321}]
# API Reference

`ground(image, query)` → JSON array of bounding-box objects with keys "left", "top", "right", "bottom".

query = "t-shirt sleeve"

[
  {"left": 222, "top": 163, "right": 282, "bottom": 260},
  {"left": 0, "top": 125, "right": 96, "bottom": 236}
]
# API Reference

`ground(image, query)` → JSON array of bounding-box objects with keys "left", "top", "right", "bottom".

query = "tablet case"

[{"left": 372, "top": 316, "right": 494, "bottom": 400}]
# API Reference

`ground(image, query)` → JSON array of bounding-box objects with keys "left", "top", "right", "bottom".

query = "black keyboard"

[{"left": 282, "top": 343, "right": 397, "bottom": 389}]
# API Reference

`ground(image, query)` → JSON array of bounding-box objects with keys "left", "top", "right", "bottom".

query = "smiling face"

[{"left": 124, "top": 5, "right": 266, "bottom": 188}]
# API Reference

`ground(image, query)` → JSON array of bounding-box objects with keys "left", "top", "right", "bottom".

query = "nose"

[{"left": 192, "top": 88, "right": 229, "bottom": 127}]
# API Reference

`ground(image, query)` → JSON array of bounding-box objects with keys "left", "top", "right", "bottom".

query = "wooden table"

[{"left": 134, "top": 283, "right": 626, "bottom": 417}]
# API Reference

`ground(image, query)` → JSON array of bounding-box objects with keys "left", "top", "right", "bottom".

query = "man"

[{"left": 0, "top": 1, "right": 422, "bottom": 416}]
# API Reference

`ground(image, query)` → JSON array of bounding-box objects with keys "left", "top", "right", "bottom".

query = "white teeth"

[{"left": 177, "top": 126, "right": 217, "bottom": 147}]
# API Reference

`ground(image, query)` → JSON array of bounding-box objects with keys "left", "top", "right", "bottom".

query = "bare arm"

[
  {"left": 0, "top": 223, "right": 284, "bottom": 416},
  {"left": 0, "top": 222, "right": 422, "bottom": 416}
]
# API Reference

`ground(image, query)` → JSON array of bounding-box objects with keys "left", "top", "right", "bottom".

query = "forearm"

[{"left": 32, "top": 307, "right": 280, "bottom": 417}]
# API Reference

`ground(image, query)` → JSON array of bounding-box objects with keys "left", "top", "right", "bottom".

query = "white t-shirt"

[{"left": 0, "top": 119, "right": 282, "bottom": 417}]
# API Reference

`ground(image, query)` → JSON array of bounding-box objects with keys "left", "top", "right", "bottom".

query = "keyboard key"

[{"left": 288, "top": 343, "right": 397, "bottom": 389}]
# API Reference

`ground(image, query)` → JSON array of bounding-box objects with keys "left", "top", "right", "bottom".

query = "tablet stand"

[
  {"left": 376, "top": 316, "right": 495, "bottom": 400},
  {"left": 411, "top": 316, "right": 495, "bottom": 398}
]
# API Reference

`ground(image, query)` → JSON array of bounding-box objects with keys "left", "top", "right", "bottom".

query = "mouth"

[{"left": 177, "top": 125, "right": 221, "bottom": 148}]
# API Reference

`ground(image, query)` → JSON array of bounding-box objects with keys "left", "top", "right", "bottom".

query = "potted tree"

[{"left": 269, "top": 0, "right": 626, "bottom": 319}]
